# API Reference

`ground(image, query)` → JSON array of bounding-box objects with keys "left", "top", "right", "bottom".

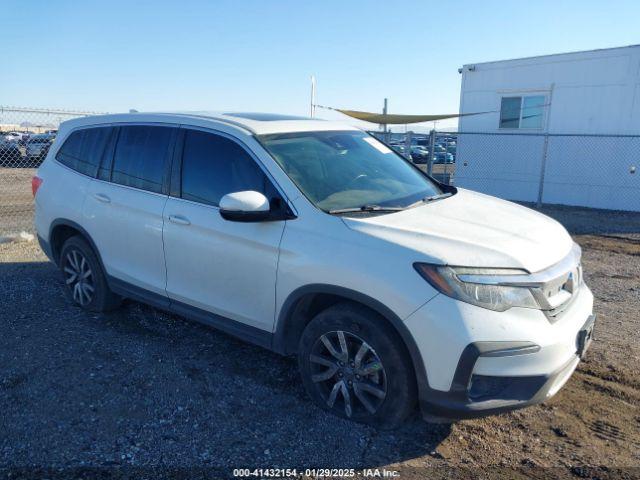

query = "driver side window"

[{"left": 180, "top": 129, "right": 271, "bottom": 207}]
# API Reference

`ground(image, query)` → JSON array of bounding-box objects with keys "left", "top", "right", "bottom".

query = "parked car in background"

[
  {"left": 3, "top": 131, "right": 24, "bottom": 143},
  {"left": 15, "top": 131, "right": 32, "bottom": 144},
  {"left": 0, "top": 138, "right": 23, "bottom": 166},
  {"left": 410, "top": 146, "right": 429, "bottom": 163},
  {"left": 433, "top": 152, "right": 454, "bottom": 164},
  {"left": 34, "top": 112, "right": 595, "bottom": 428},
  {"left": 433, "top": 144, "right": 446, "bottom": 153},
  {"left": 26, "top": 133, "right": 56, "bottom": 166},
  {"left": 389, "top": 144, "right": 411, "bottom": 158},
  {"left": 446, "top": 144, "right": 456, "bottom": 160}
]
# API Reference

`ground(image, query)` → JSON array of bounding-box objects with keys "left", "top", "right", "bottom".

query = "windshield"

[{"left": 259, "top": 130, "right": 443, "bottom": 212}]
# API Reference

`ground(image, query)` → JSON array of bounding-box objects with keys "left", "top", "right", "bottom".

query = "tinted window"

[
  {"left": 56, "top": 127, "right": 114, "bottom": 177},
  {"left": 112, "top": 126, "right": 175, "bottom": 193},
  {"left": 181, "top": 130, "right": 267, "bottom": 206}
]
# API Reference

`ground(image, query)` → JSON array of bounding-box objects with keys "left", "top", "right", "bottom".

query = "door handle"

[
  {"left": 93, "top": 193, "right": 111, "bottom": 203},
  {"left": 168, "top": 214, "right": 191, "bottom": 226}
]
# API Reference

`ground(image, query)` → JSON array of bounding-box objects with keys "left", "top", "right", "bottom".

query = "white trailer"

[{"left": 456, "top": 45, "right": 640, "bottom": 211}]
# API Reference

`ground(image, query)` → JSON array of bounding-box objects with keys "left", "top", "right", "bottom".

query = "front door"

[{"left": 162, "top": 128, "right": 285, "bottom": 332}]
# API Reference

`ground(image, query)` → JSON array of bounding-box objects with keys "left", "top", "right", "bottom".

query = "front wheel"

[{"left": 298, "top": 302, "right": 416, "bottom": 429}]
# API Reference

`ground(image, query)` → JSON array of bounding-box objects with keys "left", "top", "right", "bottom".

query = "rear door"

[
  {"left": 162, "top": 127, "right": 286, "bottom": 332},
  {"left": 83, "top": 124, "right": 178, "bottom": 298}
]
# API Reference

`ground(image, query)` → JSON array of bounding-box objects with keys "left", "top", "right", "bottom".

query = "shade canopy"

[
  {"left": 336, "top": 109, "right": 466, "bottom": 124},
  {"left": 314, "top": 104, "right": 491, "bottom": 125}
]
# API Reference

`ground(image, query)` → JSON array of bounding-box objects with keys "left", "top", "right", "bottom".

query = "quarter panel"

[{"left": 35, "top": 160, "right": 92, "bottom": 243}]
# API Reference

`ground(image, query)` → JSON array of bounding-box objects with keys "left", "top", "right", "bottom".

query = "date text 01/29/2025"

[{"left": 232, "top": 468, "right": 400, "bottom": 477}]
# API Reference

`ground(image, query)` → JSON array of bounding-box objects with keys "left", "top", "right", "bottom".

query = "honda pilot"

[{"left": 34, "top": 112, "right": 595, "bottom": 427}]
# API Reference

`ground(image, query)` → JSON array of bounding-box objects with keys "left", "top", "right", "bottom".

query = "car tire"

[
  {"left": 59, "top": 236, "right": 121, "bottom": 312},
  {"left": 298, "top": 301, "right": 416, "bottom": 429}
]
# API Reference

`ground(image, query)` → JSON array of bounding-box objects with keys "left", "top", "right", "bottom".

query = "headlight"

[{"left": 413, "top": 263, "right": 540, "bottom": 312}]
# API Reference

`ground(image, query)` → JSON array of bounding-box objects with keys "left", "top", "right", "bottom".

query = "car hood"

[{"left": 341, "top": 188, "right": 573, "bottom": 272}]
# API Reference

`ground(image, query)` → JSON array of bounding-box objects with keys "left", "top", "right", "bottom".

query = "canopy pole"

[{"left": 382, "top": 98, "right": 388, "bottom": 135}]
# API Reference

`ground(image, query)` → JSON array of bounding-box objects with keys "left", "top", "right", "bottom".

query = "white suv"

[{"left": 34, "top": 112, "right": 595, "bottom": 427}]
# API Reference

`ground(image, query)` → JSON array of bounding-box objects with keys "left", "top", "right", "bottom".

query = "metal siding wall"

[{"left": 455, "top": 133, "right": 545, "bottom": 203}]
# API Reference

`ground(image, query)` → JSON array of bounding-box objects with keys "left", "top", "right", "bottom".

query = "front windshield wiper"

[
  {"left": 406, "top": 192, "right": 453, "bottom": 209},
  {"left": 329, "top": 193, "right": 452, "bottom": 215},
  {"left": 328, "top": 205, "right": 405, "bottom": 215}
]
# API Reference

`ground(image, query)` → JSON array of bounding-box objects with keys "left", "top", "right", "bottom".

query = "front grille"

[{"left": 536, "top": 262, "right": 582, "bottom": 322}]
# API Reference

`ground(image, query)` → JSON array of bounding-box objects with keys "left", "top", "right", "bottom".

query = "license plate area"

[{"left": 576, "top": 314, "right": 596, "bottom": 359}]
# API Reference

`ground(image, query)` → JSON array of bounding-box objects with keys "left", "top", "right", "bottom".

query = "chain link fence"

[
  {"left": 1, "top": 108, "right": 639, "bottom": 236},
  {"left": 0, "top": 107, "right": 101, "bottom": 236},
  {"left": 375, "top": 129, "right": 639, "bottom": 212},
  {"left": 454, "top": 132, "right": 640, "bottom": 211}
]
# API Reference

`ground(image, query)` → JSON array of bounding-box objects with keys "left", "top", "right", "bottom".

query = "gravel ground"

[{"left": 0, "top": 207, "right": 639, "bottom": 479}]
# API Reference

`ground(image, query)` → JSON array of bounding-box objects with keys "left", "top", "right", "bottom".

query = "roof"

[
  {"left": 59, "top": 111, "right": 360, "bottom": 135},
  {"left": 461, "top": 43, "right": 640, "bottom": 69}
]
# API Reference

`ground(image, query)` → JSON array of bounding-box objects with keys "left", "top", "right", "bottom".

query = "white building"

[{"left": 455, "top": 45, "right": 640, "bottom": 211}]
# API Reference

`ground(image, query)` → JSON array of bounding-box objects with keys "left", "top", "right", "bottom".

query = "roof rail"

[{"left": 157, "top": 112, "right": 258, "bottom": 135}]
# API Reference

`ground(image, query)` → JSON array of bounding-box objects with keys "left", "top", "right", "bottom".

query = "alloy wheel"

[
  {"left": 63, "top": 249, "right": 95, "bottom": 306},
  {"left": 309, "top": 330, "right": 387, "bottom": 418}
]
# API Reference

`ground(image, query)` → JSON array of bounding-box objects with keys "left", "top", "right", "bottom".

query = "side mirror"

[{"left": 219, "top": 191, "right": 271, "bottom": 222}]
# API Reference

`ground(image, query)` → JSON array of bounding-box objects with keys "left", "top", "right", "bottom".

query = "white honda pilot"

[{"left": 34, "top": 112, "right": 595, "bottom": 428}]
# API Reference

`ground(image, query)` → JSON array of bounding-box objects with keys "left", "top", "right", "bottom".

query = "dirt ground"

[
  {"left": 0, "top": 167, "right": 35, "bottom": 235},
  {"left": 0, "top": 205, "right": 639, "bottom": 479}
]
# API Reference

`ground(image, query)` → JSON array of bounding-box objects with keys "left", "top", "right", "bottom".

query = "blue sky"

[{"left": 2, "top": 0, "right": 639, "bottom": 128}]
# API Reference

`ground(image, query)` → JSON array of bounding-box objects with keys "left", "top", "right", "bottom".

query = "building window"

[{"left": 499, "top": 95, "right": 546, "bottom": 129}]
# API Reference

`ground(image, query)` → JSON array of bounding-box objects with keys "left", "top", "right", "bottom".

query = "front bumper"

[
  {"left": 404, "top": 284, "right": 594, "bottom": 419},
  {"left": 419, "top": 339, "right": 584, "bottom": 419}
]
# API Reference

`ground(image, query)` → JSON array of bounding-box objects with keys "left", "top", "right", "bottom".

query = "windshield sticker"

[{"left": 362, "top": 137, "right": 392, "bottom": 154}]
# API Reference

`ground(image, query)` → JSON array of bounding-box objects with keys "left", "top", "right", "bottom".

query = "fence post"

[
  {"left": 404, "top": 130, "right": 413, "bottom": 160},
  {"left": 427, "top": 129, "right": 435, "bottom": 176},
  {"left": 537, "top": 133, "right": 550, "bottom": 207},
  {"left": 443, "top": 149, "right": 449, "bottom": 184}
]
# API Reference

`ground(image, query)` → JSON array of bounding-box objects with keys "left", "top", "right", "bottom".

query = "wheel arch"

[
  {"left": 49, "top": 219, "right": 105, "bottom": 271},
  {"left": 273, "top": 284, "right": 430, "bottom": 401}
]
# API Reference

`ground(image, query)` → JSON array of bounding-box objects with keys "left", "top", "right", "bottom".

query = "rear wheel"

[
  {"left": 59, "top": 236, "right": 121, "bottom": 312},
  {"left": 298, "top": 302, "right": 416, "bottom": 429}
]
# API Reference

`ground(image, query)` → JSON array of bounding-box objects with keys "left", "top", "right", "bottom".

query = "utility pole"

[{"left": 310, "top": 76, "right": 316, "bottom": 118}]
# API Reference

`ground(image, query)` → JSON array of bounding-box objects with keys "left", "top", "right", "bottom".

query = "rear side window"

[
  {"left": 56, "top": 127, "right": 114, "bottom": 177},
  {"left": 180, "top": 130, "right": 268, "bottom": 206},
  {"left": 112, "top": 126, "right": 175, "bottom": 194}
]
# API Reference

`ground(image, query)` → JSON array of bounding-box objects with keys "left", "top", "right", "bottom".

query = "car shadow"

[{"left": 0, "top": 260, "right": 451, "bottom": 470}]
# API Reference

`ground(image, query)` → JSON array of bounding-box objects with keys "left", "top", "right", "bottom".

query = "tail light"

[{"left": 32, "top": 176, "right": 43, "bottom": 197}]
